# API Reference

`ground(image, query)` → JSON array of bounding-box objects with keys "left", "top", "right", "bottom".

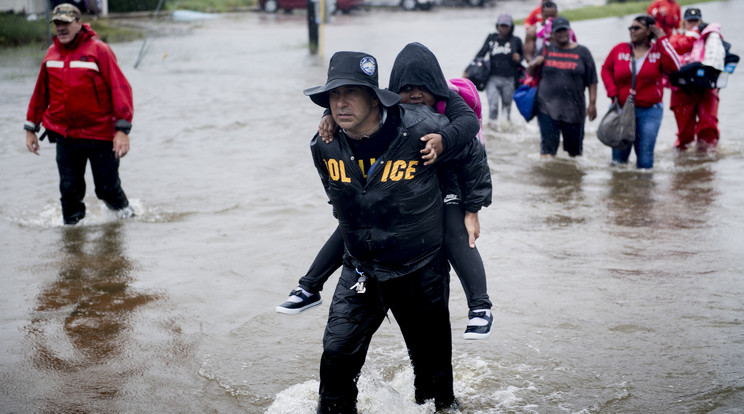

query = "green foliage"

[
  {"left": 515, "top": 0, "right": 720, "bottom": 25},
  {"left": 89, "top": 20, "right": 144, "bottom": 43},
  {"left": 169, "top": 0, "right": 257, "bottom": 12},
  {"left": 109, "top": 0, "right": 163, "bottom": 12},
  {"left": 0, "top": 13, "right": 143, "bottom": 48},
  {"left": 0, "top": 14, "right": 48, "bottom": 47}
]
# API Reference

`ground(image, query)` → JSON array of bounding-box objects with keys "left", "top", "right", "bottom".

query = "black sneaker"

[
  {"left": 276, "top": 288, "right": 321, "bottom": 315},
  {"left": 463, "top": 309, "right": 492, "bottom": 340},
  {"left": 63, "top": 212, "right": 85, "bottom": 225}
]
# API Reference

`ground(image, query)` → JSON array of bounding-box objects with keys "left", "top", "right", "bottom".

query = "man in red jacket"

[
  {"left": 25, "top": 3, "right": 134, "bottom": 225},
  {"left": 647, "top": 0, "right": 681, "bottom": 37}
]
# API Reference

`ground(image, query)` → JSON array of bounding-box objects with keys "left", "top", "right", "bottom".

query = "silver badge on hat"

[{"left": 360, "top": 57, "right": 376, "bottom": 76}]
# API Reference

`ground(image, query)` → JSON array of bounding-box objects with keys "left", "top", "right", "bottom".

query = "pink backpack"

[{"left": 436, "top": 77, "right": 485, "bottom": 147}]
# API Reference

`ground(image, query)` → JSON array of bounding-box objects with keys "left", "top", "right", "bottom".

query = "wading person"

[
  {"left": 473, "top": 13, "right": 524, "bottom": 125},
  {"left": 304, "top": 51, "right": 460, "bottom": 413},
  {"left": 601, "top": 15, "right": 681, "bottom": 169},
  {"left": 669, "top": 8, "right": 726, "bottom": 152},
  {"left": 528, "top": 16, "right": 598, "bottom": 158},
  {"left": 523, "top": 2, "right": 576, "bottom": 62},
  {"left": 25, "top": 3, "right": 134, "bottom": 225},
  {"left": 279, "top": 43, "right": 495, "bottom": 340},
  {"left": 647, "top": 0, "right": 681, "bottom": 37}
]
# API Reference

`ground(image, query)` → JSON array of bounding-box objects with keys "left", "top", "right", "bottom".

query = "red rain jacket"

[{"left": 26, "top": 24, "right": 133, "bottom": 141}]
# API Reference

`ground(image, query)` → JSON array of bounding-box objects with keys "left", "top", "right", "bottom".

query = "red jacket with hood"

[
  {"left": 26, "top": 24, "right": 133, "bottom": 141},
  {"left": 647, "top": 0, "right": 681, "bottom": 37}
]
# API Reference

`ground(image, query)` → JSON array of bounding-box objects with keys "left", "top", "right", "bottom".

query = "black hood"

[{"left": 388, "top": 42, "right": 451, "bottom": 101}]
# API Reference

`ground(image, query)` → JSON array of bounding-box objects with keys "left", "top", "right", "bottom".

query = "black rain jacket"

[
  {"left": 311, "top": 104, "right": 454, "bottom": 281},
  {"left": 389, "top": 42, "right": 492, "bottom": 212}
]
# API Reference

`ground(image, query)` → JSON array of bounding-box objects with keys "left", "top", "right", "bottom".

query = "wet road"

[{"left": 1, "top": 1, "right": 743, "bottom": 412}]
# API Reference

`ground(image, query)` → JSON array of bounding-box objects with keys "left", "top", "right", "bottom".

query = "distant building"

[
  {"left": 1, "top": 0, "right": 47, "bottom": 14},
  {"left": 1, "top": 0, "right": 108, "bottom": 16}
]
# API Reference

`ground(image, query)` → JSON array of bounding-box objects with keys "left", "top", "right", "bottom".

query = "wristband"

[
  {"left": 24, "top": 121, "right": 40, "bottom": 133},
  {"left": 115, "top": 119, "right": 132, "bottom": 135}
]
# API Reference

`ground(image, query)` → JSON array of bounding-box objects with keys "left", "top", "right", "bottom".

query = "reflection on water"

[
  {"left": 606, "top": 170, "right": 658, "bottom": 228},
  {"left": 530, "top": 160, "right": 587, "bottom": 227},
  {"left": 668, "top": 154, "right": 718, "bottom": 229},
  {"left": 25, "top": 223, "right": 160, "bottom": 411}
]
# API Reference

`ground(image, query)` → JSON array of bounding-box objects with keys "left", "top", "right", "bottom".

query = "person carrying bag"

[
  {"left": 600, "top": 16, "right": 681, "bottom": 169},
  {"left": 469, "top": 13, "right": 524, "bottom": 124},
  {"left": 597, "top": 46, "right": 636, "bottom": 151}
]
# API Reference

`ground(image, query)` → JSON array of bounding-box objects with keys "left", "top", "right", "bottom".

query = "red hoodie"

[
  {"left": 601, "top": 37, "right": 681, "bottom": 107},
  {"left": 26, "top": 24, "right": 133, "bottom": 141},
  {"left": 647, "top": 0, "right": 681, "bottom": 37}
]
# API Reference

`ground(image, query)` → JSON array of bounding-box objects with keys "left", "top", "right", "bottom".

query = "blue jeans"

[{"left": 612, "top": 103, "right": 663, "bottom": 169}]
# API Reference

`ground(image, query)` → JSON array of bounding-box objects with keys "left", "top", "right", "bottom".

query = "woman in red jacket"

[{"left": 601, "top": 15, "right": 681, "bottom": 169}]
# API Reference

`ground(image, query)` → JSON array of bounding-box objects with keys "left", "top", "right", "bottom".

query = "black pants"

[
  {"left": 317, "top": 259, "right": 454, "bottom": 413},
  {"left": 55, "top": 136, "right": 129, "bottom": 224},
  {"left": 442, "top": 203, "right": 491, "bottom": 310},
  {"left": 298, "top": 226, "right": 344, "bottom": 293}
]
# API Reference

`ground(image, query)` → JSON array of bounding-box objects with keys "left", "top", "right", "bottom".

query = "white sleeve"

[{"left": 703, "top": 32, "right": 725, "bottom": 71}]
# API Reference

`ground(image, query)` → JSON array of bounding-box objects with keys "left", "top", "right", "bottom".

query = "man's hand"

[
  {"left": 26, "top": 130, "right": 40, "bottom": 155},
  {"left": 319, "top": 114, "right": 337, "bottom": 144},
  {"left": 650, "top": 24, "right": 667, "bottom": 40},
  {"left": 464, "top": 211, "right": 481, "bottom": 248},
  {"left": 113, "top": 131, "right": 130, "bottom": 159},
  {"left": 420, "top": 133, "right": 443, "bottom": 166}
]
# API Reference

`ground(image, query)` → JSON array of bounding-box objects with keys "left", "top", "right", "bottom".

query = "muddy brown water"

[{"left": 1, "top": 1, "right": 743, "bottom": 412}]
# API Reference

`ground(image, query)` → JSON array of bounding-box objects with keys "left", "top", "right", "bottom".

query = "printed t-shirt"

[
  {"left": 489, "top": 36, "right": 524, "bottom": 78},
  {"left": 536, "top": 44, "right": 598, "bottom": 124}
]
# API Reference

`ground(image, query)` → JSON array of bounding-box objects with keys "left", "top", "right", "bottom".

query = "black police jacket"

[{"left": 311, "top": 104, "right": 455, "bottom": 282}]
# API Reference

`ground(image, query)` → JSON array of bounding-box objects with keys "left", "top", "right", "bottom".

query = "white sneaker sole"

[
  {"left": 275, "top": 299, "right": 322, "bottom": 315},
  {"left": 463, "top": 331, "right": 491, "bottom": 340}
]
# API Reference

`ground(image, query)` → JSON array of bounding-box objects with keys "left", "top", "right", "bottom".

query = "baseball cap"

[
  {"left": 51, "top": 3, "right": 82, "bottom": 23},
  {"left": 552, "top": 16, "right": 570, "bottom": 33},
  {"left": 684, "top": 8, "right": 702, "bottom": 21},
  {"left": 497, "top": 13, "right": 513, "bottom": 27}
]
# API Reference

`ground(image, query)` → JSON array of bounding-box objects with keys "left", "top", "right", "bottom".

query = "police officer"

[{"left": 304, "top": 51, "right": 461, "bottom": 413}]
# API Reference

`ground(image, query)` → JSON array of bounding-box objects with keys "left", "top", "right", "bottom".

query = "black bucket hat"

[{"left": 304, "top": 51, "right": 401, "bottom": 108}]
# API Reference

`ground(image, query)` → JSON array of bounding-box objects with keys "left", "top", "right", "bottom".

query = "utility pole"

[
  {"left": 307, "top": 0, "right": 318, "bottom": 54},
  {"left": 307, "top": 0, "right": 325, "bottom": 56}
]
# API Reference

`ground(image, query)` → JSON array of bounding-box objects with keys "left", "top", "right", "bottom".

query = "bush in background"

[
  {"left": 109, "top": 0, "right": 163, "bottom": 12},
  {"left": 0, "top": 13, "right": 48, "bottom": 47}
]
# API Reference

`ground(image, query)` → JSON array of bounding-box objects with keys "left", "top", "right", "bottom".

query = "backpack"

[{"left": 436, "top": 77, "right": 485, "bottom": 147}]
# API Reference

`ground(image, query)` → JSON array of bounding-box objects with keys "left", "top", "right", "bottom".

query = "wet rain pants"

[
  {"left": 671, "top": 88, "right": 720, "bottom": 150},
  {"left": 317, "top": 257, "right": 454, "bottom": 413},
  {"left": 55, "top": 135, "right": 129, "bottom": 224}
]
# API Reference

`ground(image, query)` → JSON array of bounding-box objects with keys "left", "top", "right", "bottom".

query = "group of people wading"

[
  {"left": 22, "top": 2, "right": 732, "bottom": 414},
  {"left": 273, "top": 2, "right": 734, "bottom": 413},
  {"left": 470, "top": 0, "right": 731, "bottom": 168}
]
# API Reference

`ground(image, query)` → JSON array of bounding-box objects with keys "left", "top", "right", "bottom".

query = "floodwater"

[{"left": 1, "top": 1, "right": 743, "bottom": 412}]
